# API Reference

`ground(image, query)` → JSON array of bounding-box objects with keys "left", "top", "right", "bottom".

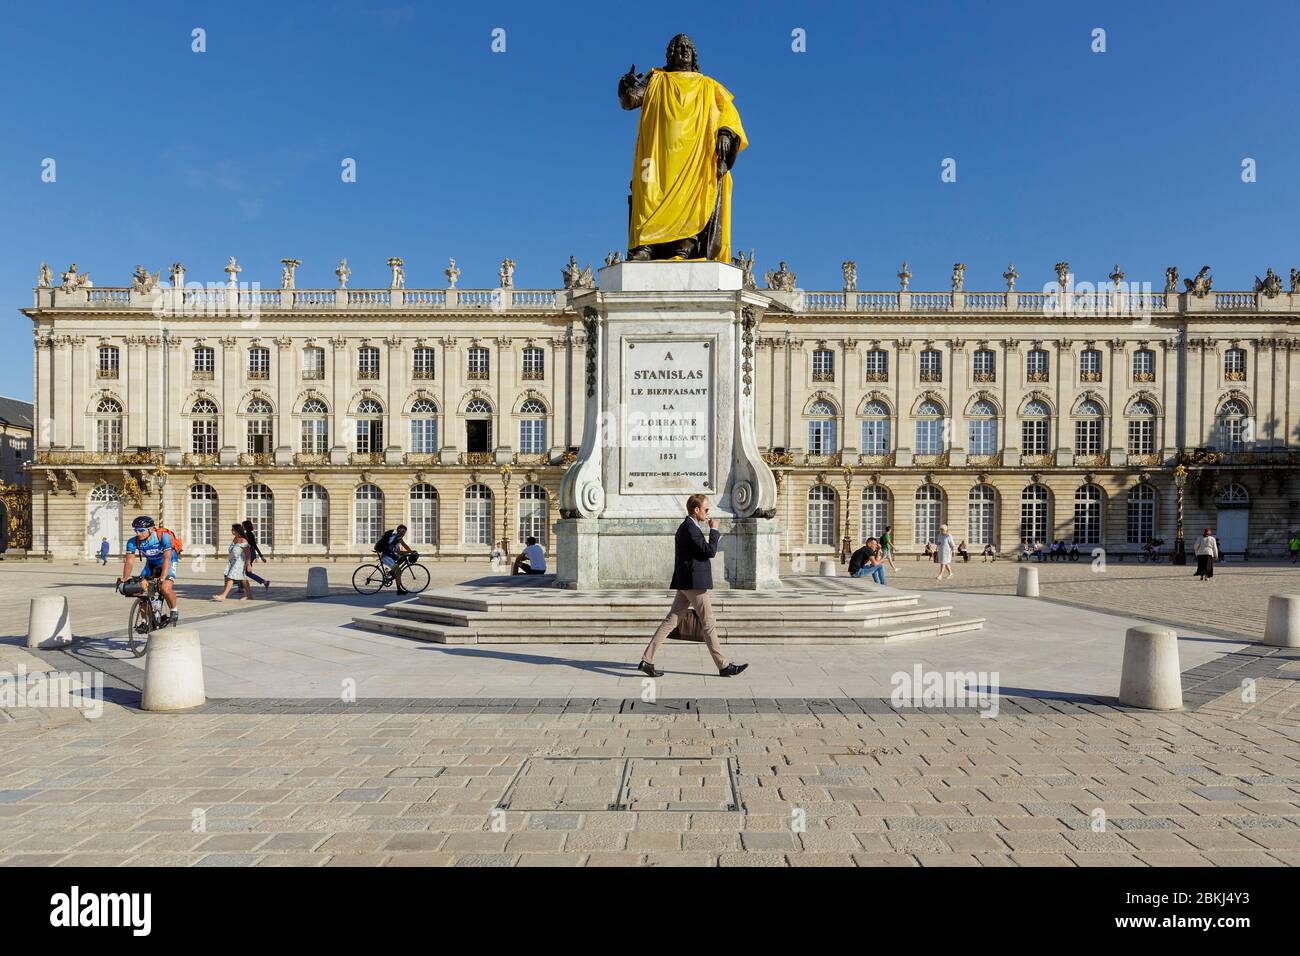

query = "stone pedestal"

[{"left": 557, "top": 261, "right": 781, "bottom": 590}]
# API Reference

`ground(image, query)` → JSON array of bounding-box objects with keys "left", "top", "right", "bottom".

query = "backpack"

[
  {"left": 158, "top": 527, "right": 183, "bottom": 558},
  {"left": 373, "top": 530, "right": 393, "bottom": 555}
]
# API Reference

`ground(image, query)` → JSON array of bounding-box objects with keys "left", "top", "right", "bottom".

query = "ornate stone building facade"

[{"left": 21, "top": 260, "right": 1300, "bottom": 561}]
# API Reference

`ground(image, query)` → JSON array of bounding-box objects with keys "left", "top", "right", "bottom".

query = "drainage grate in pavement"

[{"left": 497, "top": 756, "right": 743, "bottom": 812}]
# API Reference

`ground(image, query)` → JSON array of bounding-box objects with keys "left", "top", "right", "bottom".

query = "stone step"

[
  {"left": 384, "top": 599, "right": 947, "bottom": 631},
  {"left": 410, "top": 588, "right": 921, "bottom": 616},
  {"left": 350, "top": 611, "right": 985, "bottom": 645}
]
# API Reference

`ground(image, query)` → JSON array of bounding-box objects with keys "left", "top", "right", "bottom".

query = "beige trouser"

[{"left": 643, "top": 589, "right": 727, "bottom": 669}]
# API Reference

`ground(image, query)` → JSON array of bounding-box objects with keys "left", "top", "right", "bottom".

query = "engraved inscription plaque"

[{"left": 620, "top": 337, "right": 715, "bottom": 494}]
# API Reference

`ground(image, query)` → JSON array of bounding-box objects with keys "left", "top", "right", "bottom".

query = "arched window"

[
  {"left": 410, "top": 399, "right": 439, "bottom": 454},
  {"left": 517, "top": 484, "right": 548, "bottom": 545},
  {"left": 190, "top": 399, "right": 218, "bottom": 455},
  {"left": 1127, "top": 400, "right": 1156, "bottom": 455},
  {"left": 1224, "top": 347, "right": 1246, "bottom": 381},
  {"left": 1073, "top": 484, "right": 1104, "bottom": 545},
  {"left": 463, "top": 484, "right": 494, "bottom": 546},
  {"left": 806, "top": 486, "right": 838, "bottom": 548},
  {"left": 354, "top": 484, "right": 384, "bottom": 544},
  {"left": 248, "top": 346, "right": 270, "bottom": 380},
  {"left": 519, "top": 399, "right": 547, "bottom": 455},
  {"left": 246, "top": 398, "right": 274, "bottom": 456},
  {"left": 355, "top": 398, "right": 384, "bottom": 454},
  {"left": 860, "top": 401, "right": 890, "bottom": 456},
  {"left": 1216, "top": 482, "right": 1249, "bottom": 505},
  {"left": 94, "top": 398, "right": 123, "bottom": 454},
  {"left": 972, "top": 348, "right": 996, "bottom": 383},
  {"left": 967, "top": 400, "right": 998, "bottom": 457},
  {"left": 914, "top": 485, "right": 945, "bottom": 546},
  {"left": 1019, "top": 484, "right": 1051, "bottom": 545},
  {"left": 1021, "top": 400, "right": 1051, "bottom": 456},
  {"left": 300, "top": 398, "right": 329, "bottom": 454},
  {"left": 465, "top": 399, "right": 493, "bottom": 453},
  {"left": 299, "top": 484, "right": 329, "bottom": 545},
  {"left": 188, "top": 483, "right": 218, "bottom": 550},
  {"left": 860, "top": 485, "right": 890, "bottom": 541},
  {"left": 807, "top": 400, "right": 837, "bottom": 456},
  {"left": 1126, "top": 484, "right": 1157, "bottom": 545},
  {"left": 1026, "top": 348, "right": 1050, "bottom": 383},
  {"left": 409, "top": 483, "right": 438, "bottom": 546},
  {"left": 244, "top": 484, "right": 274, "bottom": 548},
  {"left": 467, "top": 346, "right": 490, "bottom": 380},
  {"left": 968, "top": 485, "right": 997, "bottom": 546},
  {"left": 1074, "top": 400, "right": 1104, "bottom": 456},
  {"left": 1217, "top": 400, "right": 1249, "bottom": 451},
  {"left": 915, "top": 400, "right": 945, "bottom": 456}
]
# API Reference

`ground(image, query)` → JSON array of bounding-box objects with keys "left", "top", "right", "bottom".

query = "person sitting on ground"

[
  {"left": 982, "top": 543, "right": 996, "bottom": 563},
  {"left": 957, "top": 540, "right": 970, "bottom": 563},
  {"left": 1017, "top": 539, "right": 1032, "bottom": 562},
  {"left": 1069, "top": 541, "right": 1081, "bottom": 561},
  {"left": 512, "top": 536, "right": 547, "bottom": 575},
  {"left": 922, "top": 540, "right": 937, "bottom": 562},
  {"left": 1033, "top": 540, "right": 1045, "bottom": 562},
  {"left": 848, "top": 537, "right": 888, "bottom": 585}
]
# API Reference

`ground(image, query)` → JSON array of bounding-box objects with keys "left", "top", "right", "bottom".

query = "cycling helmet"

[{"left": 131, "top": 515, "right": 156, "bottom": 531}]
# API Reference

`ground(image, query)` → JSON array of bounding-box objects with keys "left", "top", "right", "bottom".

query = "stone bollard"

[
  {"left": 306, "top": 566, "right": 329, "bottom": 598},
  {"left": 818, "top": 558, "right": 837, "bottom": 577},
  {"left": 1119, "top": 624, "right": 1182, "bottom": 710},
  {"left": 1016, "top": 565, "right": 1039, "bottom": 597},
  {"left": 26, "top": 595, "right": 73, "bottom": 649},
  {"left": 141, "top": 628, "right": 206, "bottom": 712},
  {"left": 1263, "top": 594, "right": 1300, "bottom": 647}
]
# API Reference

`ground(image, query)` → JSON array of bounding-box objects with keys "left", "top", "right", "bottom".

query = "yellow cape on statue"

[{"left": 628, "top": 68, "right": 747, "bottom": 263}]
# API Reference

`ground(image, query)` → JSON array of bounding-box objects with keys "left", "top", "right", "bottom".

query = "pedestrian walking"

[
  {"left": 97, "top": 537, "right": 110, "bottom": 566},
  {"left": 935, "top": 524, "right": 956, "bottom": 581},
  {"left": 240, "top": 519, "right": 271, "bottom": 592},
  {"left": 1289, "top": 530, "right": 1299, "bottom": 564},
  {"left": 879, "top": 525, "right": 898, "bottom": 571},
  {"left": 213, "top": 524, "right": 252, "bottom": 601},
  {"left": 1194, "top": 527, "right": 1219, "bottom": 581},
  {"left": 639, "top": 494, "right": 748, "bottom": 678}
]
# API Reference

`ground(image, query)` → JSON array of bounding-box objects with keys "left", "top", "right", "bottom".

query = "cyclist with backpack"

[
  {"left": 119, "top": 515, "right": 181, "bottom": 627},
  {"left": 374, "top": 524, "right": 414, "bottom": 593}
]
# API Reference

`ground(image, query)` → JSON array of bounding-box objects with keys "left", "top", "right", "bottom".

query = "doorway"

[{"left": 466, "top": 419, "right": 491, "bottom": 453}]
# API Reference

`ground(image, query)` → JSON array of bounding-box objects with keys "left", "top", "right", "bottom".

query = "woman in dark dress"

[{"left": 240, "top": 519, "right": 271, "bottom": 591}]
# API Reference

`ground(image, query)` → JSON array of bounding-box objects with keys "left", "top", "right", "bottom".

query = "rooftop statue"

[{"left": 619, "top": 34, "right": 747, "bottom": 263}]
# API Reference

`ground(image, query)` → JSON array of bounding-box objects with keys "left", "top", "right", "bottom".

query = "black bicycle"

[
  {"left": 116, "top": 573, "right": 171, "bottom": 657},
  {"left": 352, "top": 551, "right": 430, "bottom": 596},
  {"left": 1138, "top": 538, "right": 1165, "bottom": 563}
]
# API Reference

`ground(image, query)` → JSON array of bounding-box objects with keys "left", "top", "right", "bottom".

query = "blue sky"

[{"left": 2, "top": 0, "right": 1297, "bottom": 401}]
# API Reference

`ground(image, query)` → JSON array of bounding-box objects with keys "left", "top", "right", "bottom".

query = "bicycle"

[
  {"left": 352, "top": 551, "right": 430, "bottom": 596},
  {"left": 1138, "top": 538, "right": 1165, "bottom": 563},
  {"left": 115, "top": 573, "right": 171, "bottom": 657}
]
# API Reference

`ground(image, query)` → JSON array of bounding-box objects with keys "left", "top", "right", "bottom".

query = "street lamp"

[
  {"left": 839, "top": 464, "right": 854, "bottom": 564},
  {"left": 153, "top": 467, "right": 168, "bottom": 526},
  {"left": 1172, "top": 463, "right": 1187, "bottom": 565},
  {"left": 499, "top": 464, "right": 512, "bottom": 557}
]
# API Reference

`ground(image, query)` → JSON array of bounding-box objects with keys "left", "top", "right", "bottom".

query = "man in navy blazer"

[{"left": 639, "top": 494, "right": 749, "bottom": 678}]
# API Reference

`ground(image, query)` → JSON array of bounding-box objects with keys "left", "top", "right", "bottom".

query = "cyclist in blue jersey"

[{"left": 120, "top": 515, "right": 180, "bottom": 626}]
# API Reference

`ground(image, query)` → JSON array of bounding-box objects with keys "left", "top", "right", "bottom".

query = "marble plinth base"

[{"left": 555, "top": 516, "right": 781, "bottom": 590}]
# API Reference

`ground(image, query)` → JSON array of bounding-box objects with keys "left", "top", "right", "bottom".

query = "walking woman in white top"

[
  {"left": 213, "top": 524, "right": 252, "bottom": 601},
  {"left": 1193, "top": 527, "right": 1220, "bottom": 581}
]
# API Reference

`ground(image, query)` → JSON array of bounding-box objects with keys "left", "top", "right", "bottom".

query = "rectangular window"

[
  {"left": 1079, "top": 350, "right": 1102, "bottom": 381},
  {"left": 301, "top": 347, "right": 325, "bottom": 380},
  {"left": 1132, "top": 350, "right": 1155, "bottom": 381},
  {"left": 919, "top": 350, "right": 942, "bottom": 383},
  {"left": 861, "top": 420, "right": 890, "bottom": 456},
  {"left": 972, "top": 350, "right": 996, "bottom": 382},
  {"left": 467, "top": 348, "right": 490, "bottom": 380},
  {"left": 96, "top": 419, "right": 122, "bottom": 454},
  {"left": 356, "top": 419, "right": 384, "bottom": 454},
  {"left": 521, "top": 347, "right": 544, "bottom": 380},
  {"left": 193, "top": 348, "right": 214, "bottom": 376},
  {"left": 1026, "top": 350, "right": 1049, "bottom": 382},
  {"left": 301, "top": 419, "right": 329, "bottom": 455},
  {"left": 97, "top": 347, "right": 119, "bottom": 377},
  {"left": 807, "top": 419, "right": 837, "bottom": 456},
  {"left": 1022, "top": 419, "right": 1050, "bottom": 456},
  {"left": 299, "top": 494, "right": 327, "bottom": 545},
  {"left": 968, "top": 419, "right": 997, "bottom": 456},
  {"left": 247, "top": 419, "right": 273, "bottom": 455},
  {"left": 358, "top": 347, "right": 380, "bottom": 380},
  {"left": 915, "top": 419, "right": 944, "bottom": 456},
  {"left": 1127, "top": 419, "right": 1154, "bottom": 455},
  {"left": 410, "top": 419, "right": 438, "bottom": 454},
  {"left": 248, "top": 348, "right": 270, "bottom": 379},
  {"left": 863, "top": 350, "right": 888, "bottom": 382},
  {"left": 519, "top": 419, "right": 547, "bottom": 455},
  {"left": 1127, "top": 496, "right": 1155, "bottom": 545},
  {"left": 191, "top": 420, "right": 218, "bottom": 455},
  {"left": 1075, "top": 419, "right": 1103, "bottom": 455},
  {"left": 412, "top": 347, "right": 436, "bottom": 380},
  {"left": 812, "top": 349, "right": 834, "bottom": 382}
]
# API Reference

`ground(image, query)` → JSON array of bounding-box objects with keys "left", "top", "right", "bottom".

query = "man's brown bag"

[{"left": 668, "top": 608, "right": 706, "bottom": 642}]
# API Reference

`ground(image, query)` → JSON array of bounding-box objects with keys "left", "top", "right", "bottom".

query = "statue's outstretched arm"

[{"left": 618, "top": 64, "right": 647, "bottom": 109}]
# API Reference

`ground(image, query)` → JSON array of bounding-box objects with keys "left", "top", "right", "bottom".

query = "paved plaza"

[{"left": 1, "top": 557, "right": 1298, "bottom": 866}]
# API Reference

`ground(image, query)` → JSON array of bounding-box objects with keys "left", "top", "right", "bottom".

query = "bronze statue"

[{"left": 619, "top": 34, "right": 747, "bottom": 262}]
